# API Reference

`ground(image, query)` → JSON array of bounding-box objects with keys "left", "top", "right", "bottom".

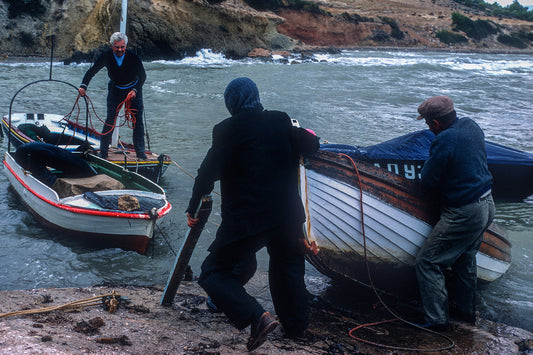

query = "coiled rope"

[
  {"left": 116, "top": 93, "right": 138, "bottom": 130},
  {"left": 339, "top": 153, "right": 454, "bottom": 352},
  {"left": 57, "top": 93, "right": 139, "bottom": 141}
]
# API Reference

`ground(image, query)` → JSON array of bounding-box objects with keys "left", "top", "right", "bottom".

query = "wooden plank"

[{"left": 160, "top": 195, "right": 212, "bottom": 306}]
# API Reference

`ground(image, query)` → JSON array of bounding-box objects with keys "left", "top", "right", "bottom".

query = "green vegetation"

[
  {"left": 518, "top": 30, "right": 533, "bottom": 41},
  {"left": 453, "top": 0, "right": 533, "bottom": 22},
  {"left": 239, "top": 0, "right": 282, "bottom": 10},
  {"left": 5, "top": 0, "right": 49, "bottom": 18},
  {"left": 436, "top": 30, "right": 469, "bottom": 44},
  {"left": 339, "top": 12, "right": 374, "bottom": 24},
  {"left": 239, "top": 0, "right": 322, "bottom": 12},
  {"left": 379, "top": 17, "right": 405, "bottom": 40},
  {"left": 371, "top": 29, "right": 391, "bottom": 42},
  {"left": 20, "top": 31, "right": 37, "bottom": 46},
  {"left": 451, "top": 13, "right": 498, "bottom": 40},
  {"left": 497, "top": 34, "right": 527, "bottom": 48},
  {"left": 449, "top": 10, "right": 532, "bottom": 48}
]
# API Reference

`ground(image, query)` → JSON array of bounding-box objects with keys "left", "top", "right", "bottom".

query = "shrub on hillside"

[
  {"left": 453, "top": 0, "right": 533, "bottom": 22},
  {"left": 6, "top": 0, "right": 48, "bottom": 18},
  {"left": 380, "top": 17, "right": 405, "bottom": 40},
  {"left": 20, "top": 31, "right": 37, "bottom": 46},
  {"left": 339, "top": 12, "right": 374, "bottom": 24},
  {"left": 497, "top": 34, "right": 527, "bottom": 48},
  {"left": 242, "top": 0, "right": 282, "bottom": 10},
  {"left": 451, "top": 13, "right": 498, "bottom": 40},
  {"left": 436, "top": 30, "right": 468, "bottom": 44},
  {"left": 242, "top": 0, "right": 322, "bottom": 12},
  {"left": 371, "top": 30, "right": 391, "bottom": 42},
  {"left": 512, "top": 30, "right": 533, "bottom": 42}
]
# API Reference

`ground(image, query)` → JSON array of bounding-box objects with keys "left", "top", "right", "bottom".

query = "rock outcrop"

[
  {"left": 0, "top": 0, "right": 532, "bottom": 61},
  {"left": 1, "top": 0, "right": 296, "bottom": 60}
]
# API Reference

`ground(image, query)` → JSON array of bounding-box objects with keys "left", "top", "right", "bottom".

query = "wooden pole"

[{"left": 160, "top": 195, "right": 213, "bottom": 306}]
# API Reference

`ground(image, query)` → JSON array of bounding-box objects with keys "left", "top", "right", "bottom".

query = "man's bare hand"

[{"left": 187, "top": 213, "right": 199, "bottom": 228}]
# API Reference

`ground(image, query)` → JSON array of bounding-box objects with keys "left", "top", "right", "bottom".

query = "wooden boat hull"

[
  {"left": 2, "top": 113, "right": 172, "bottom": 183},
  {"left": 3, "top": 150, "right": 172, "bottom": 254},
  {"left": 299, "top": 150, "right": 512, "bottom": 297}
]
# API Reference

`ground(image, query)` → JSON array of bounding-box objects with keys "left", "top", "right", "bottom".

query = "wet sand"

[{"left": 1, "top": 272, "right": 532, "bottom": 354}]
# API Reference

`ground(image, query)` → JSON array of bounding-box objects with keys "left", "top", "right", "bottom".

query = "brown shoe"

[{"left": 246, "top": 311, "right": 279, "bottom": 352}]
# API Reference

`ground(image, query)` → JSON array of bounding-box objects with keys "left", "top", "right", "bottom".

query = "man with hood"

[{"left": 186, "top": 77, "right": 319, "bottom": 351}]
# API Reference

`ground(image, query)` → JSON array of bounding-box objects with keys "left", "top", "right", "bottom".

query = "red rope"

[
  {"left": 47, "top": 93, "right": 137, "bottom": 148},
  {"left": 78, "top": 93, "right": 137, "bottom": 138},
  {"left": 338, "top": 153, "right": 454, "bottom": 352},
  {"left": 63, "top": 94, "right": 107, "bottom": 137},
  {"left": 116, "top": 93, "right": 138, "bottom": 130}
]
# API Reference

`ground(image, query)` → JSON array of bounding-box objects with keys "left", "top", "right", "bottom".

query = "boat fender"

[
  {"left": 15, "top": 142, "right": 97, "bottom": 187},
  {"left": 18, "top": 124, "right": 53, "bottom": 143},
  {"left": 148, "top": 207, "right": 158, "bottom": 220}
]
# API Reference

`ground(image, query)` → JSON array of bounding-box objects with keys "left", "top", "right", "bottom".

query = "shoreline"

[
  {"left": 2, "top": 45, "right": 533, "bottom": 64},
  {"left": 1, "top": 278, "right": 532, "bottom": 354}
]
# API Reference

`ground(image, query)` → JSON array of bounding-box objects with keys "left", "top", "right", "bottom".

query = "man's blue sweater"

[{"left": 421, "top": 117, "right": 492, "bottom": 207}]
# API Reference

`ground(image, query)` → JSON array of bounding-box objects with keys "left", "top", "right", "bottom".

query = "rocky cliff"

[{"left": 1, "top": 0, "right": 532, "bottom": 61}]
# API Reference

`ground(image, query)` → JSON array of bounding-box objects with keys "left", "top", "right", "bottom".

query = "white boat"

[
  {"left": 299, "top": 149, "right": 512, "bottom": 297},
  {"left": 3, "top": 142, "right": 172, "bottom": 254},
  {"left": 1, "top": 112, "right": 172, "bottom": 184}
]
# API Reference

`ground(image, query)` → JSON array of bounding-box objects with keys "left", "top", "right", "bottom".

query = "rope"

[
  {"left": 116, "top": 94, "right": 138, "bottom": 130},
  {"left": 155, "top": 222, "right": 177, "bottom": 256},
  {"left": 338, "top": 153, "right": 455, "bottom": 352},
  {"left": 0, "top": 291, "right": 121, "bottom": 320},
  {"left": 171, "top": 161, "right": 221, "bottom": 197},
  {"left": 63, "top": 93, "right": 137, "bottom": 139}
]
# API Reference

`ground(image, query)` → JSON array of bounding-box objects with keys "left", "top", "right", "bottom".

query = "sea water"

[{"left": 0, "top": 49, "right": 531, "bottom": 331}]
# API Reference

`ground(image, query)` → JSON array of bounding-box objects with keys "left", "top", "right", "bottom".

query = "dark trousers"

[
  {"left": 101, "top": 82, "right": 145, "bottom": 156},
  {"left": 198, "top": 224, "right": 308, "bottom": 334},
  {"left": 415, "top": 195, "right": 495, "bottom": 324}
]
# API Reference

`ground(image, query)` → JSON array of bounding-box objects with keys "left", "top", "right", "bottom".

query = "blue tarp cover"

[{"left": 322, "top": 129, "right": 533, "bottom": 166}]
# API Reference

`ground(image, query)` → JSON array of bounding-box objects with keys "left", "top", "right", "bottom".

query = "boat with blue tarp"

[{"left": 321, "top": 129, "right": 533, "bottom": 201}]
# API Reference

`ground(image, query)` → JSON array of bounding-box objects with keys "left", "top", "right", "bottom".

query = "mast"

[
  {"left": 113, "top": 0, "right": 128, "bottom": 148},
  {"left": 120, "top": 0, "right": 128, "bottom": 34}
]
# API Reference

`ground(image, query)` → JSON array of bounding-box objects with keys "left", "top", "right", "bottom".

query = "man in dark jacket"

[
  {"left": 78, "top": 32, "right": 147, "bottom": 159},
  {"left": 415, "top": 96, "right": 495, "bottom": 331},
  {"left": 186, "top": 77, "right": 319, "bottom": 351}
]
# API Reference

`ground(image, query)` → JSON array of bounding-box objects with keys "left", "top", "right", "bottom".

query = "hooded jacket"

[{"left": 187, "top": 78, "right": 319, "bottom": 250}]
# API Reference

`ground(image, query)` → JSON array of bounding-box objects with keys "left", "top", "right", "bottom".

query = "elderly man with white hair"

[{"left": 78, "top": 32, "right": 147, "bottom": 160}]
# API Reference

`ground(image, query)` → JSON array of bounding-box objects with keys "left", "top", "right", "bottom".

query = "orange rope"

[
  {"left": 116, "top": 93, "right": 138, "bottom": 130},
  {"left": 64, "top": 93, "right": 138, "bottom": 140},
  {"left": 60, "top": 94, "right": 106, "bottom": 137},
  {"left": 338, "top": 153, "right": 454, "bottom": 352}
]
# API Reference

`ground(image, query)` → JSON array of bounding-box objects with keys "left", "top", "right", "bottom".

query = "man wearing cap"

[{"left": 415, "top": 96, "right": 495, "bottom": 331}]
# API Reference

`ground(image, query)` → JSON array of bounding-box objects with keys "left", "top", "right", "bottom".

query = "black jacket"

[
  {"left": 80, "top": 50, "right": 146, "bottom": 92},
  {"left": 187, "top": 108, "right": 319, "bottom": 251}
]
